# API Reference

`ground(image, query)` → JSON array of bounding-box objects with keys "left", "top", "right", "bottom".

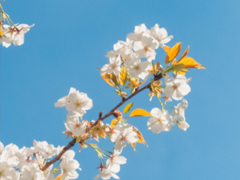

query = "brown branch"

[
  {"left": 41, "top": 73, "right": 162, "bottom": 171},
  {"left": 41, "top": 138, "right": 76, "bottom": 171}
]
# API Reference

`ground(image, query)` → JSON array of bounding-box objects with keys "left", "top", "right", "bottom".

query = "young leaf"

[
  {"left": 101, "top": 73, "right": 114, "bottom": 87},
  {"left": 180, "top": 46, "right": 189, "bottom": 60},
  {"left": 55, "top": 174, "right": 61, "bottom": 180},
  {"left": 120, "top": 66, "right": 128, "bottom": 86},
  {"left": 174, "top": 57, "right": 205, "bottom": 74},
  {"left": 0, "top": 29, "right": 3, "bottom": 36},
  {"left": 123, "top": 102, "right": 134, "bottom": 114},
  {"left": 131, "top": 127, "right": 147, "bottom": 151},
  {"left": 110, "top": 119, "right": 118, "bottom": 129},
  {"left": 164, "top": 42, "right": 182, "bottom": 64},
  {"left": 129, "top": 108, "right": 152, "bottom": 117}
]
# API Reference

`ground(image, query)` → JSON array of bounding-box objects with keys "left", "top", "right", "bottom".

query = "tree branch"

[{"left": 41, "top": 73, "right": 162, "bottom": 171}]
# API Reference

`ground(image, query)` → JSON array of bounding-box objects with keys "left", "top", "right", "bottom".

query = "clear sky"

[{"left": 1, "top": 0, "right": 240, "bottom": 179}]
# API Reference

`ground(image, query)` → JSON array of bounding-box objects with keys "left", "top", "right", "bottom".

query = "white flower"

[
  {"left": 55, "top": 87, "right": 76, "bottom": 107},
  {"left": 0, "top": 161, "right": 20, "bottom": 180},
  {"left": 101, "top": 56, "right": 122, "bottom": 76},
  {"left": 61, "top": 150, "right": 75, "bottom": 160},
  {"left": 110, "top": 125, "right": 123, "bottom": 143},
  {"left": 125, "top": 55, "right": 150, "bottom": 80},
  {"left": 106, "top": 152, "right": 127, "bottom": 173},
  {"left": 60, "top": 159, "right": 80, "bottom": 180},
  {"left": 133, "top": 33, "right": 158, "bottom": 61},
  {"left": 150, "top": 24, "right": 173, "bottom": 47},
  {"left": 164, "top": 75, "right": 191, "bottom": 100},
  {"left": 114, "top": 125, "right": 138, "bottom": 153},
  {"left": 65, "top": 90, "right": 93, "bottom": 116},
  {"left": 127, "top": 24, "right": 149, "bottom": 45},
  {"left": 172, "top": 99, "right": 188, "bottom": 122},
  {"left": 65, "top": 115, "right": 87, "bottom": 137},
  {"left": 0, "top": 143, "right": 20, "bottom": 167},
  {"left": 44, "top": 165, "right": 55, "bottom": 180},
  {"left": 33, "top": 140, "right": 58, "bottom": 159},
  {"left": 177, "top": 120, "right": 189, "bottom": 131},
  {"left": 172, "top": 99, "right": 190, "bottom": 131},
  {"left": 107, "top": 41, "right": 133, "bottom": 61},
  {"left": 1, "top": 24, "right": 34, "bottom": 47},
  {"left": 20, "top": 166, "right": 44, "bottom": 180},
  {"left": 13, "top": 24, "right": 34, "bottom": 46},
  {"left": 94, "top": 167, "right": 119, "bottom": 180},
  {"left": 147, "top": 108, "right": 172, "bottom": 133}
]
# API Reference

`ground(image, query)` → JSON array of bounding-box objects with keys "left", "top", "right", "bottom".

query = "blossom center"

[
  {"left": 121, "top": 136, "right": 126, "bottom": 141},
  {"left": 76, "top": 122, "right": 81, "bottom": 127},
  {"left": 157, "top": 117, "right": 163, "bottom": 124},
  {"left": 134, "top": 65, "right": 140, "bottom": 71},
  {"left": 111, "top": 64, "right": 116, "bottom": 69},
  {"left": 144, "top": 46, "right": 149, "bottom": 52},
  {"left": 173, "top": 84, "right": 178, "bottom": 90},
  {"left": 74, "top": 100, "right": 82, "bottom": 108}
]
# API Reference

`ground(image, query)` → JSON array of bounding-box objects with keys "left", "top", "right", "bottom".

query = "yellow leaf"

[
  {"left": 131, "top": 143, "right": 137, "bottom": 151},
  {"left": 123, "top": 102, "right": 134, "bottom": 114},
  {"left": 175, "top": 57, "right": 205, "bottom": 74},
  {"left": 129, "top": 108, "right": 152, "bottom": 117},
  {"left": 55, "top": 175, "right": 61, "bottom": 180},
  {"left": 180, "top": 46, "right": 189, "bottom": 60},
  {"left": 120, "top": 66, "right": 128, "bottom": 86},
  {"left": 164, "top": 42, "right": 182, "bottom": 64},
  {"left": 131, "top": 128, "right": 147, "bottom": 151},
  {"left": 0, "top": 29, "right": 3, "bottom": 36},
  {"left": 110, "top": 119, "right": 118, "bottom": 129},
  {"left": 101, "top": 73, "right": 114, "bottom": 87}
]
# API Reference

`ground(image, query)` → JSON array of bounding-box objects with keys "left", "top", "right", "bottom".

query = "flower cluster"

[
  {"left": 2, "top": 21, "right": 204, "bottom": 180},
  {"left": 0, "top": 4, "right": 34, "bottom": 47},
  {"left": 0, "top": 141, "right": 80, "bottom": 180},
  {"left": 101, "top": 24, "right": 173, "bottom": 84}
]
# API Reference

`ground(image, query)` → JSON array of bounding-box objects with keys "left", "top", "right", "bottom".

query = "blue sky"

[{"left": 1, "top": 0, "right": 240, "bottom": 179}]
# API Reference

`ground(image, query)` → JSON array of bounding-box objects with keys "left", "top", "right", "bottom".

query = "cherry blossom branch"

[
  {"left": 41, "top": 138, "right": 76, "bottom": 171},
  {"left": 41, "top": 73, "right": 162, "bottom": 171}
]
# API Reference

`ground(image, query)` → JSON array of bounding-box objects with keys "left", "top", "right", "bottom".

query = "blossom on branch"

[
  {"left": 147, "top": 108, "right": 172, "bottom": 134},
  {"left": 164, "top": 74, "right": 191, "bottom": 101}
]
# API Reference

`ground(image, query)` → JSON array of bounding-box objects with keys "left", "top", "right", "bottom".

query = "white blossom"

[
  {"left": 177, "top": 120, "right": 189, "bottom": 131},
  {"left": 164, "top": 75, "right": 191, "bottom": 100},
  {"left": 150, "top": 24, "right": 173, "bottom": 47},
  {"left": 20, "top": 166, "right": 45, "bottom": 180},
  {"left": 32, "top": 140, "right": 58, "bottom": 159},
  {"left": 106, "top": 152, "right": 127, "bottom": 173},
  {"left": 125, "top": 55, "right": 150, "bottom": 80},
  {"left": 147, "top": 108, "right": 172, "bottom": 133},
  {"left": 113, "top": 125, "right": 138, "bottom": 153},
  {"left": 127, "top": 24, "right": 149, "bottom": 45},
  {"left": 60, "top": 159, "right": 80, "bottom": 180},
  {"left": 94, "top": 167, "right": 119, "bottom": 180},
  {"left": 65, "top": 115, "right": 87, "bottom": 137},
  {"left": 101, "top": 56, "right": 122, "bottom": 76},
  {"left": 1, "top": 24, "right": 34, "bottom": 47},
  {"left": 172, "top": 99, "right": 188, "bottom": 122},
  {"left": 172, "top": 99, "right": 190, "bottom": 131},
  {"left": 107, "top": 41, "right": 133, "bottom": 61},
  {"left": 13, "top": 24, "right": 35, "bottom": 46},
  {"left": 0, "top": 161, "right": 20, "bottom": 180},
  {"left": 65, "top": 90, "right": 93, "bottom": 117},
  {"left": 133, "top": 33, "right": 158, "bottom": 61},
  {"left": 55, "top": 87, "right": 76, "bottom": 107}
]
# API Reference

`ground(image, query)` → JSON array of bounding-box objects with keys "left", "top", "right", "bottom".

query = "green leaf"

[{"left": 123, "top": 102, "right": 134, "bottom": 114}]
